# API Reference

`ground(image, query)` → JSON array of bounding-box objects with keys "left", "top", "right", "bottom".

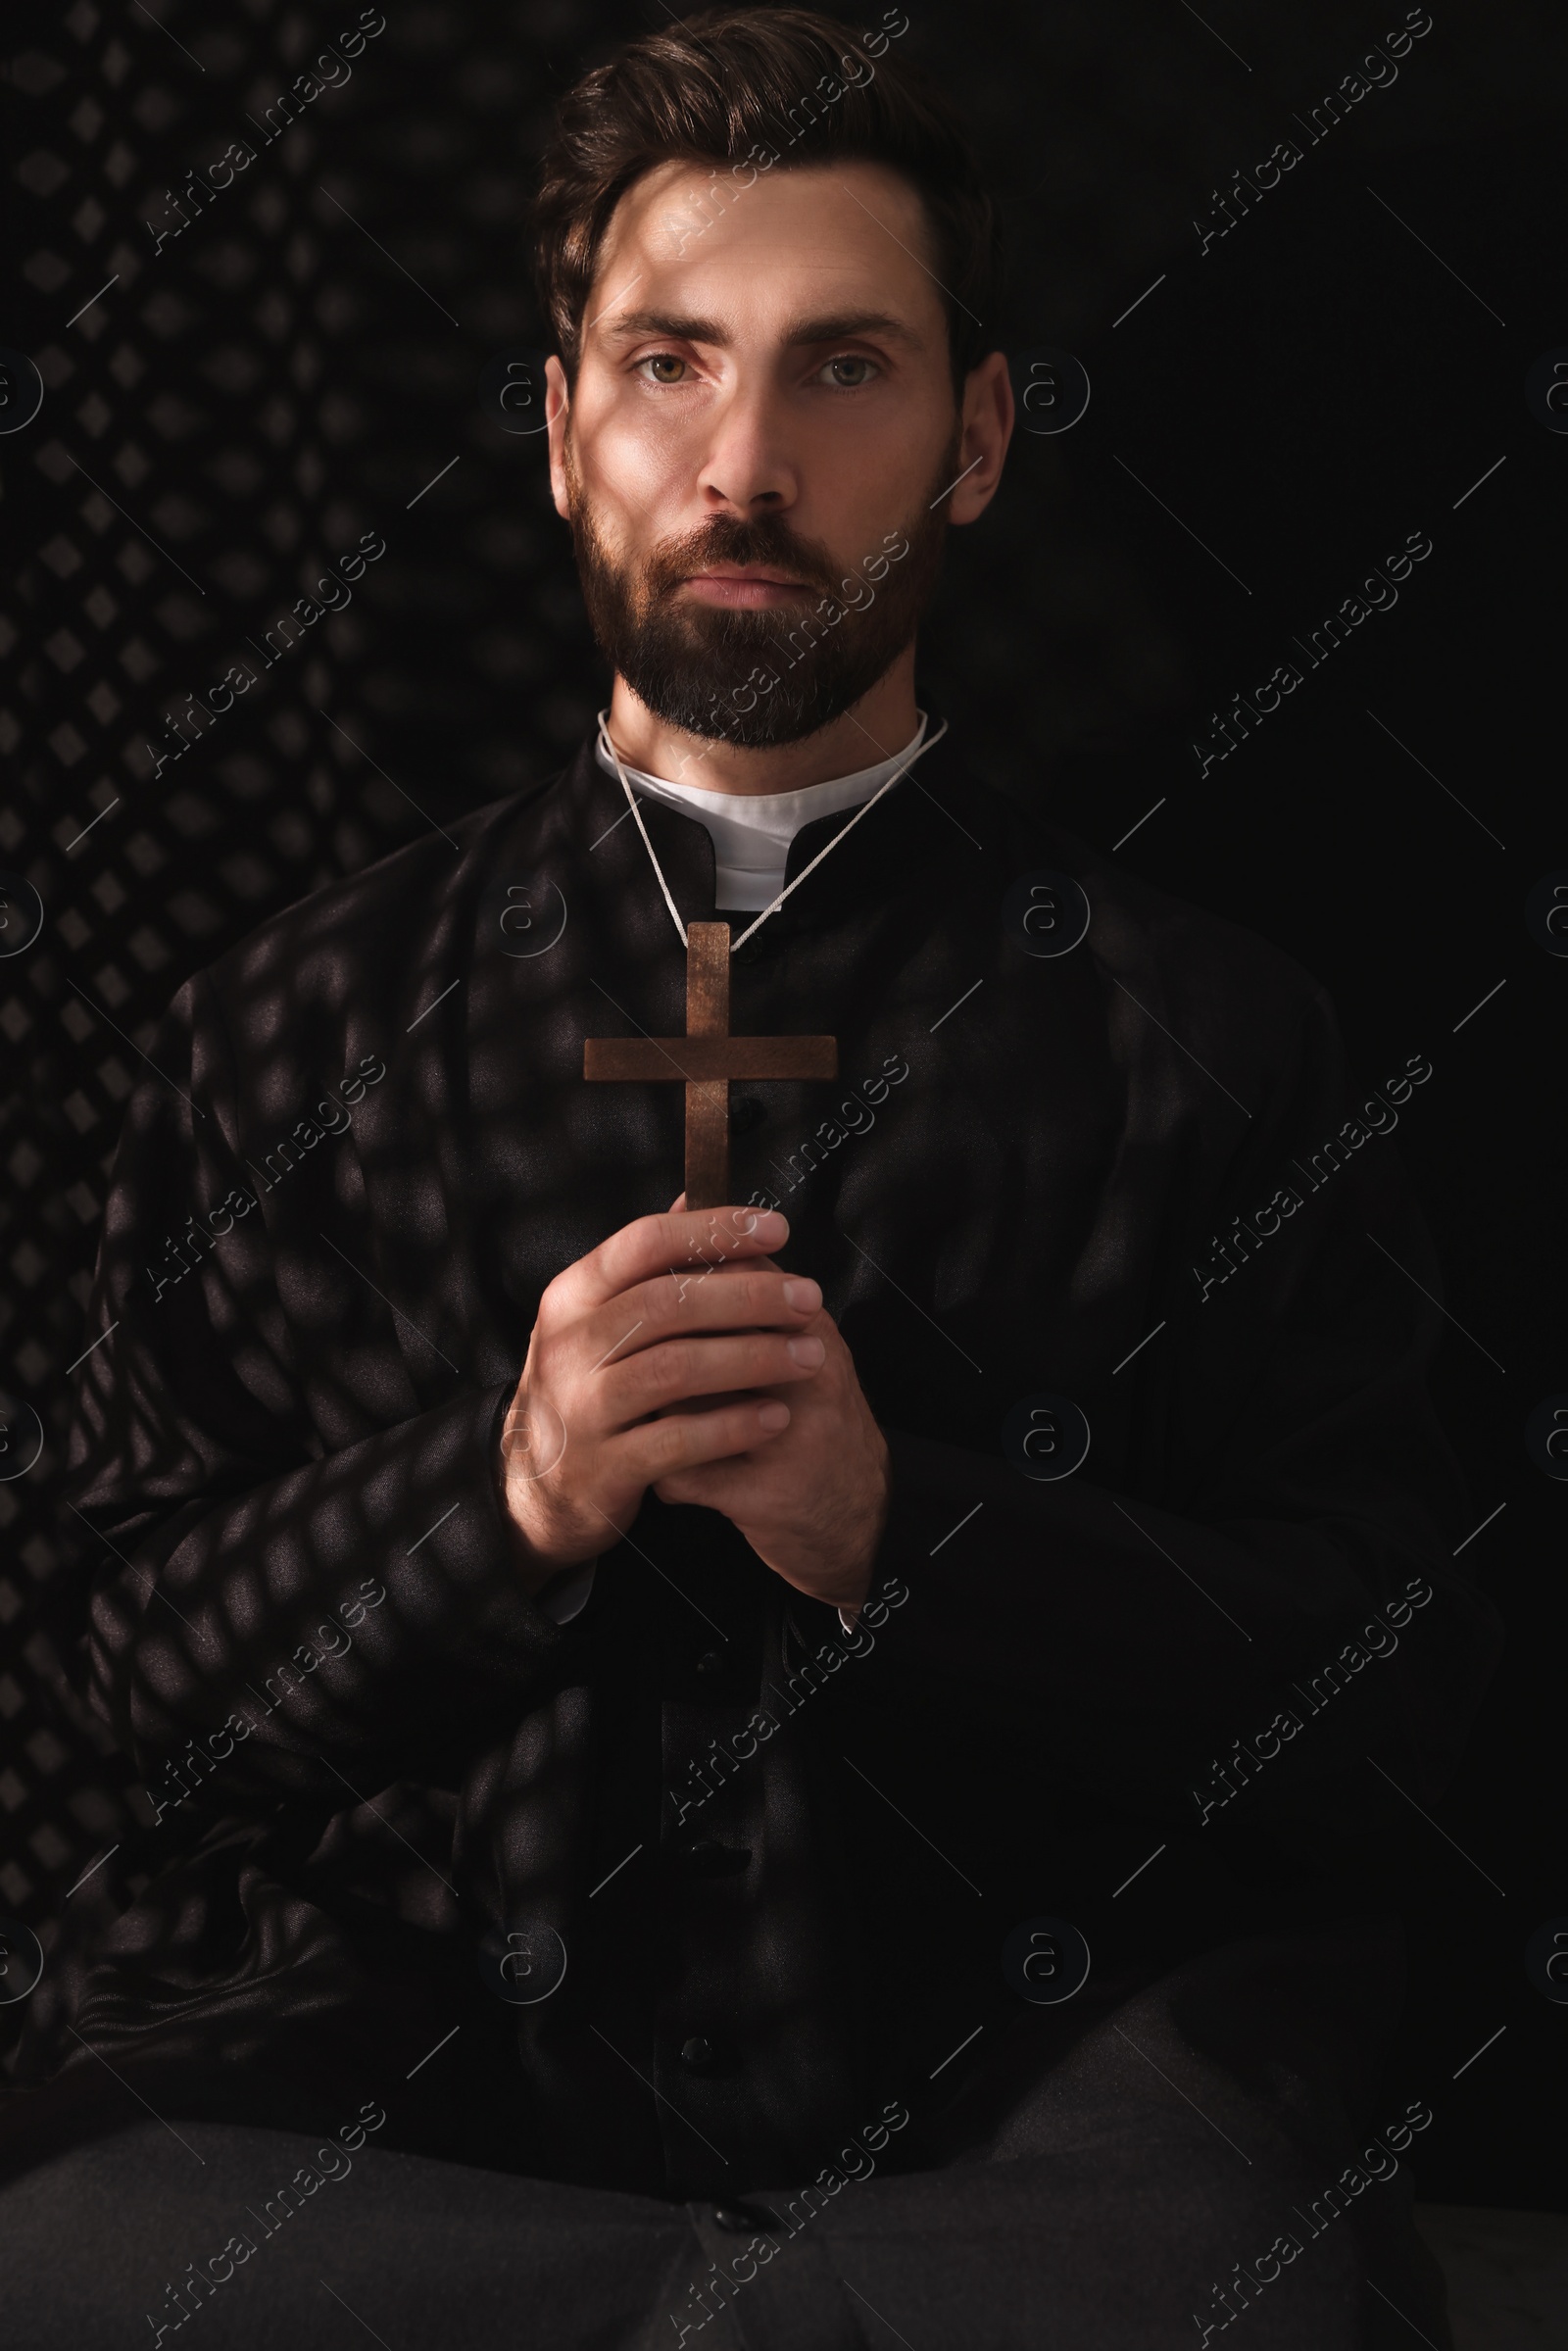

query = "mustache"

[{"left": 640, "top": 515, "right": 844, "bottom": 605}]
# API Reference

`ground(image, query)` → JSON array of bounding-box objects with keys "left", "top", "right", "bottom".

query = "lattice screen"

[{"left": 3, "top": 0, "right": 626, "bottom": 1944}]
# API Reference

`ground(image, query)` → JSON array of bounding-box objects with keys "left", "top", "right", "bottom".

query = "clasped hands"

[{"left": 498, "top": 1205, "right": 889, "bottom": 1615}]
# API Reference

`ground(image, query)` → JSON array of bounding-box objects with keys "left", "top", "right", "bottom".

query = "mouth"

[{"left": 676, "top": 564, "right": 814, "bottom": 610}]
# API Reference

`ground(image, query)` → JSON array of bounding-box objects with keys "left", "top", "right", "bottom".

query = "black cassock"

[{"left": 7, "top": 721, "right": 1499, "bottom": 2347}]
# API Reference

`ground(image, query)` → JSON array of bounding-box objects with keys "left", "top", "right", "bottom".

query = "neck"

[{"left": 604, "top": 646, "right": 920, "bottom": 798}]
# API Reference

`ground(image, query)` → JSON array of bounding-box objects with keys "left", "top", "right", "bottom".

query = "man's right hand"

[{"left": 497, "top": 1205, "right": 824, "bottom": 1593}]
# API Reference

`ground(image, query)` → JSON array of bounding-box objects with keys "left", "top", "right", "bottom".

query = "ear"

[
  {"left": 546, "top": 354, "right": 572, "bottom": 523},
  {"left": 948, "top": 350, "right": 1014, "bottom": 527}
]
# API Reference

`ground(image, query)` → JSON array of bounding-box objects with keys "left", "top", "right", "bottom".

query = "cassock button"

[
  {"left": 679, "top": 2034, "right": 717, "bottom": 2072},
  {"left": 680, "top": 1839, "right": 752, "bottom": 1877},
  {"left": 712, "top": 2200, "right": 774, "bottom": 2233},
  {"left": 695, "top": 1649, "right": 727, "bottom": 1678},
  {"left": 728, "top": 1094, "right": 765, "bottom": 1137}
]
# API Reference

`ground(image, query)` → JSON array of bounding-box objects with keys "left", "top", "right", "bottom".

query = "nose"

[{"left": 696, "top": 376, "right": 798, "bottom": 516}]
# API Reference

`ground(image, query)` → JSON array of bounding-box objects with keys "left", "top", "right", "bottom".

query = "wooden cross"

[{"left": 584, "top": 921, "right": 837, "bottom": 1208}]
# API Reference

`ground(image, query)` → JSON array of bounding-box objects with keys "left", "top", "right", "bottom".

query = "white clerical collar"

[{"left": 594, "top": 714, "right": 930, "bottom": 910}]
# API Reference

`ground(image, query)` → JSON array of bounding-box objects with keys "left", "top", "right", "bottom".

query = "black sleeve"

[
  {"left": 60, "top": 972, "right": 575, "bottom": 1816},
  {"left": 862, "top": 984, "right": 1504, "bottom": 1849}
]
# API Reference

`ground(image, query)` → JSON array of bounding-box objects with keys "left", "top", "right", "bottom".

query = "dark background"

[{"left": 3, "top": 0, "right": 1562, "bottom": 2205}]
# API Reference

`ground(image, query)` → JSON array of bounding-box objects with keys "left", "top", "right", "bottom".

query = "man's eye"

[
  {"left": 819, "top": 355, "right": 878, "bottom": 388},
  {"left": 636, "top": 353, "right": 689, "bottom": 384}
]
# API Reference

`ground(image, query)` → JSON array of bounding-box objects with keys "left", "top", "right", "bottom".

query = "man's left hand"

[{"left": 652, "top": 1264, "right": 889, "bottom": 1615}]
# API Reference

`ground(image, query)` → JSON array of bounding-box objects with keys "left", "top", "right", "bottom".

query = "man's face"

[{"left": 548, "top": 158, "right": 967, "bottom": 752}]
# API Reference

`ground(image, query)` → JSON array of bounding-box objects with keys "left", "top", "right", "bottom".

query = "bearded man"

[{"left": 3, "top": 10, "right": 1496, "bottom": 2347}]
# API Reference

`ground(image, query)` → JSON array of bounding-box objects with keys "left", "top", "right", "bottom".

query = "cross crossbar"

[{"left": 583, "top": 921, "right": 838, "bottom": 1208}]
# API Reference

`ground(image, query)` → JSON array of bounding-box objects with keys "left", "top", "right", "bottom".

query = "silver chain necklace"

[{"left": 595, "top": 705, "right": 951, "bottom": 952}]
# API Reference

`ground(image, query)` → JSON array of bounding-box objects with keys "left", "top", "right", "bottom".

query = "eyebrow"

[{"left": 597, "top": 307, "right": 925, "bottom": 353}]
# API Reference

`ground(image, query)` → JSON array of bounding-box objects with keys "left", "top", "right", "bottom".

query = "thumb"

[{"left": 666, "top": 1192, "right": 783, "bottom": 1273}]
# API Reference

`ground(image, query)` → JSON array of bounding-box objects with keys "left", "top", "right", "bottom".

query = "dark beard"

[{"left": 564, "top": 428, "right": 959, "bottom": 750}]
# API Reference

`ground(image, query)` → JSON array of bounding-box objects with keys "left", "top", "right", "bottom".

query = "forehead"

[{"left": 586, "top": 155, "right": 947, "bottom": 344}]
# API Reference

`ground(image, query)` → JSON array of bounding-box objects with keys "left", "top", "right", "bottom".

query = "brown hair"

[{"left": 530, "top": 5, "right": 1005, "bottom": 398}]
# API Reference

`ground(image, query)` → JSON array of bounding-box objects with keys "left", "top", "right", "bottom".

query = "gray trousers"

[{"left": 1, "top": 1923, "right": 1454, "bottom": 2349}]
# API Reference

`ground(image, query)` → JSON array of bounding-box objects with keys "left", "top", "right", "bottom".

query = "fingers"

[
  {"left": 556, "top": 1205, "right": 792, "bottom": 1315},
  {"left": 616, "top": 1394, "right": 791, "bottom": 1484},
  {"left": 597, "top": 1329, "right": 825, "bottom": 1423},
  {"left": 583, "top": 1266, "right": 822, "bottom": 1366}
]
